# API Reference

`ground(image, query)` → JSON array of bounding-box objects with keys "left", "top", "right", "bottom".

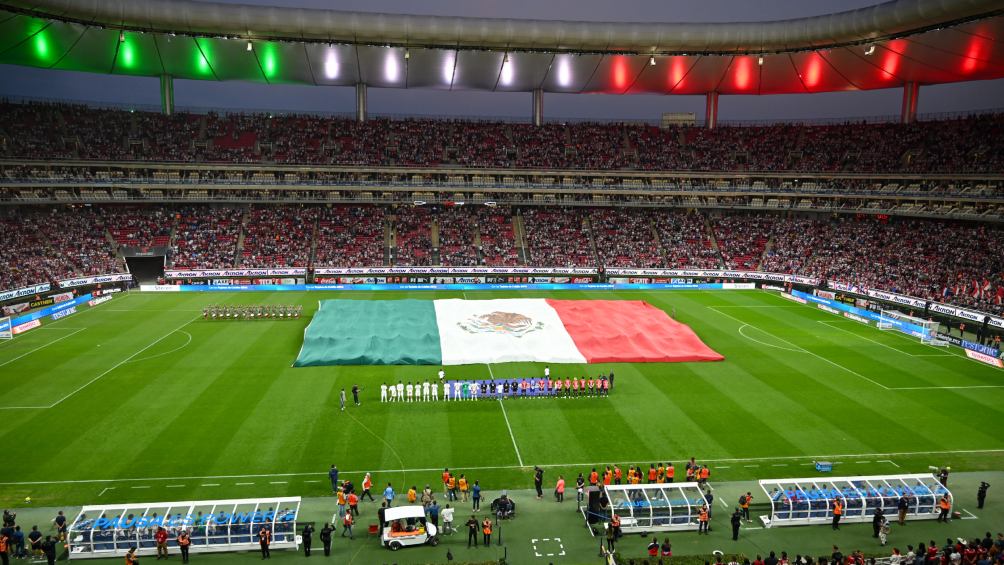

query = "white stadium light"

[
  {"left": 119, "top": 31, "right": 125, "bottom": 42},
  {"left": 246, "top": 41, "right": 252, "bottom": 52},
  {"left": 404, "top": 49, "right": 410, "bottom": 60},
  {"left": 385, "top": 52, "right": 400, "bottom": 82},
  {"left": 324, "top": 50, "right": 339, "bottom": 79},
  {"left": 865, "top": 45, "right": 876, "bottom": 55},
  {"left": 758, "top": 56, "right": 764, "bottom": 66},
  {"left": 558, "top": 57, "right": 572, "bottom": 87},
  {"left": 649, "top": 56, "right": 656, "bottom": 66},
  {"left": 442, "top": 52, "right": 455, "bottom": 84},
  {"left": 500, "top": 57, "right": 514, "bottom": 86}
]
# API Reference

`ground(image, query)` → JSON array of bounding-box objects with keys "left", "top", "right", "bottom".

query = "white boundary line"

[
  {"left": 737, "top": 324, "right": 802, "bottom": 353},
  {"left": 488, "top": 361, "right": 525, "bottom": 467},
  {"left": 2, "top": 448, "right": 1000, "bottom": 487},
  {"left": 817, "top": 320, "right": 952, "bottom": 358},
  {"left": 709, "top": 306, "right": 891, "bottom": 390},
  {"left": 126, "top": 330, "right": 193, "bottom": 364},
  {"left": 0, "top": 315, "right": 203, "bottom": 411},
  {"left": 0, "top": 328, "right": 86, "bottom": 368},
  {"left": 47, "top": 315, "right": 202, "bottom": 409}
]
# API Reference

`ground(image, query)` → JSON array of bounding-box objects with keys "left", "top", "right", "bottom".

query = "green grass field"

[{"left": 0, "top": 288, "right": 1002, "bottom": 562}]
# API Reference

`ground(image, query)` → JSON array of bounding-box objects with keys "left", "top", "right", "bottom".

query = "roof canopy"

[{"left": 1, "top": 0, "right": 1003, "bottom": 94}]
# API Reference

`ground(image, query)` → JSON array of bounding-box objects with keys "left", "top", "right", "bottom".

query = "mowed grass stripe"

[{"left": 0, "top": 289, "right": 1001, "bottom": 510}]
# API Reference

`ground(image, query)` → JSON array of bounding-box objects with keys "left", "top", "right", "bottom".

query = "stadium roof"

[{"left": 1, "top": 0, "right": 1003, "bottom": 95}]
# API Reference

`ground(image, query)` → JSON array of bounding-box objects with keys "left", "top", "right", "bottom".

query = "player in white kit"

[
  {"left": 432, "top": 380, "right": 440, "bottom": 401},
  {"left": 453, "top": 381, "right": 461, "bottom": 401},
  {"left": 422, "top": 381, "right": 431, "bottom": 401},
  {"left": 406, "top": 382, "right": 414, "bottom": 402},
  {"left": 380, "top": 383, "right": 388, "bottom": 402},
  {"left": 396, "top": 381, "right": 404, "bottom": 402},
  {"left": 470, "top": 381, "right": 479, "bottom": 401}
]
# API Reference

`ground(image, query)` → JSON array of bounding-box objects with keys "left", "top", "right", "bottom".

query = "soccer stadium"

[{"left": 1, "top": 0, "right": 1004, "bottom": 563}]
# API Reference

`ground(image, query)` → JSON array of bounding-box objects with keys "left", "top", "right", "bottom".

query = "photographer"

[{"left": 977, "top": 482, "right": 989, "bottom": 509}]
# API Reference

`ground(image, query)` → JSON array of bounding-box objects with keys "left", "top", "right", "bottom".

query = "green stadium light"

[
  {"left": 195, "top": 38, "right": 213, "bottom": 75},
  {"left": 120, "top": 39, "right": 136, "bottom": 69},
  {"left": 261, "top": 42, "right": 278, "bottom": 79},
  {"left": 33, "top": 32, "right": 49, "bottom": 60}
]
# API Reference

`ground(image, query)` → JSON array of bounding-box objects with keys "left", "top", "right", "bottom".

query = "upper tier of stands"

[{"left": 2, "top": 102, "right": 1003, "bottom": 173}]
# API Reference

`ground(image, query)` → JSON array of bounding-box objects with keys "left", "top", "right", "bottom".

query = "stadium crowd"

[
  {"left": 2, "top": 204, "right": 1003, "bottom": 316},
  {"left": 4, "top": 102, "right": 1004, "bottom": 173}
]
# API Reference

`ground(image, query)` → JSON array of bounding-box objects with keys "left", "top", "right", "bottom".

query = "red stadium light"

[
  {"left": 669, "top": 57, "right": 687, "bottom": 90},
  {"left": 733, "top": 56, "right": 753, "bottom": 90},
  {"left": 962, "top": 36, "right": 987, "bottom": 74},
  {"left": 879, "top": 41, "right": 904, "bottom": 81},
  {"left": 804, "top": 53, "right": 823, "bottom": 88},
  {"left": 613, "top": 56, "right": 629, "bottom": 91}
]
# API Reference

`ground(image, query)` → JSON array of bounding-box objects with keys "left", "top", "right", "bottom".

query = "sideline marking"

[
  {"left": 711, "top": 307, "right": 891, "bottom": 390},
  {"left": 5, "top": 448, "right": 999, "bottom": 487},
  {"left": 490, "top": 362, "right": 525, "bottom": 467},
  {"left": 0, "top": 328, "right": 86, "bottom": 368},
  {"left": 961, "top": 509, "right": 979, "bottom": 520}
]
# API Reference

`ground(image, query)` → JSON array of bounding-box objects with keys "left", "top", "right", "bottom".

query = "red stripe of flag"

[{"left": 546, "top": 299, "right": 724, "bottom": 363}]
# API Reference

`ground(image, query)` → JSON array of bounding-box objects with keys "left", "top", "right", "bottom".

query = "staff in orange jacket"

[
  {"left": 482, "top": 517, "right": 493, "bottom": 546},
  {"left": 831, "top": 499, "right": 843, "bottom": 530}
]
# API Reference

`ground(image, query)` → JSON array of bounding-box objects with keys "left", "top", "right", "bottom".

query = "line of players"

[
  {"left": 379, "top": 374, "right": 611, "bottom": 402},
  {"left": 202, "top": 304, "right": 302, "bottom": 320}
]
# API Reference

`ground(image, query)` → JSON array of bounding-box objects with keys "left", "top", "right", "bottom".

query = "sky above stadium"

[{"left": 2, "top": 0, "right": 1003, "bottom": 121}]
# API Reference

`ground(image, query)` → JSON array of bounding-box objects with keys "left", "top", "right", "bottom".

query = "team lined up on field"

[
  {"left": 380, "top": 374, "right": 612, "bottom": 402},
  {"left": 202, "top": 304, "right": 302, "bottom": 319}
]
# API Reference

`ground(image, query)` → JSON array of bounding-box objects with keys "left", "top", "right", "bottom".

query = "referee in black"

[{"left": 533, "top": 466, "right": 544, "bottom": 499}]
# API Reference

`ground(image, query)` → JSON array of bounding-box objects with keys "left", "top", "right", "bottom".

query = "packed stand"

[
  {"left": 652, "top": 210, "right": 722, "bottom": 269},
  {"left": 4, "top": 101, "right": 1004, "bottom": 173},
  {"left": 100, "top": 206, "right": 174, "bottom": 249},
  {"left": 169, "top": 206, "right": 244, "bottom": 270},
  {"left": 477, "top": 206, "right": 521, "bottom": 266},
  {"left": 240, "top": 206, "right": 317, "bottom": 268},
  {"left": 803, "top": 217, "right": 1004, "bottom": 314},
  {"left": 590, "top": 209, "right": 662, "bottom": 268},
  {"left": 523, "top": 208, "right": 597, "bottom": 267},
  {"left": 436, "top": 207, "right": 480, "bottom": 266},
  {"left": 0, "top": 206, "right": 122, "bottom": 290},
  {"left": 393, "top": 207, "right": 434, "bottom": 266},
  {"left": 313, "top": 206, "right": 386, "bottom": 267},
  {"left": 712, "top": 214, "right": 778, "bottom": 270}
]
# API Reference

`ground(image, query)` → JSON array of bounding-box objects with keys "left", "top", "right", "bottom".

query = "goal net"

[
  {"left": 877, "top": 309, "right": 948, "bottom": 346},
  {"left": 0, "top": 316, "right": 11, "bottom": 340}
]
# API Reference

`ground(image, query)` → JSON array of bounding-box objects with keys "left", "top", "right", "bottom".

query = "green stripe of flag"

[{"left": 293, "top": 300, "right": 443, "bottom": 366}]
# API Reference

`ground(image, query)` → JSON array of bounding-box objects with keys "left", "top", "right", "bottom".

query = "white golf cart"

[{"left": 381, "top": 505, "right": 439, "bottom": 551}]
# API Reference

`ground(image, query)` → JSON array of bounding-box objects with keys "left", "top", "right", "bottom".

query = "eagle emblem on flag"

[{"left": 458, "top": 311, "right": 544, "bottom": 337}]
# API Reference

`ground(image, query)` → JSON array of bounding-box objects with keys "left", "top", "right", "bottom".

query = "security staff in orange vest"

[
  {"left": 258, "top": 526, "right": 272, "bottom": 559},
  {"left": 937, "top": 495, "right": 951, "bottom": 522},
  {"left": 831, "top": 499, "right": 843, "bottom": 530},
  {"left": 482, "top": 517, "right": 493, "bottom": 546},
  {"left": 740, "top": 492, "right": 753, "bottom": 522},
  {"left": 589, "top": 468, "right": 599, "bottom": 486},
  {"left": 648, "top": 464, "right": 657, "bottom": 483},
  {"left": 666, "top": 463, "right": 675, "bottom": 483},
  {"left": 697, "top": 505, "right": 709, "bottom": 535}
]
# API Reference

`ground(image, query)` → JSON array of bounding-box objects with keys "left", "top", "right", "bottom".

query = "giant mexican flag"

[{"left": 294, "top": 298, "right": 723, "bottom": 366}]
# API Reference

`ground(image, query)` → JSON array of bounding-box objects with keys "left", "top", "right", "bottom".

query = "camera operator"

[{"left": 977, "top": 482, "right": 989, "bottom": 509}]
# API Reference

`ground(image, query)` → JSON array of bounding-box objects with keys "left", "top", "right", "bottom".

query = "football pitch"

[{"left": 1, "top": 287, "right": 1002, "bottom": 511}]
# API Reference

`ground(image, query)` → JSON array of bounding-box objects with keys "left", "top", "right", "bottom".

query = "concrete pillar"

[
  {"left": 159, "top": 74, "right": 174, "bottom": 116},
  {"left": 705, "top": 92, "right": 719, "bottom": 130},
  {"left": 901, "top": 81, "right": 919, "bottom": 124},
  {"left": 356, "top": 83, "right": 368, "bottom": 123},
  {"left": 532, "top": 88, "right": 544, "bottom": 127}
]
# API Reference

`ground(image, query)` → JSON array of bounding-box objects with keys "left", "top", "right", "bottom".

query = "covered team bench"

[
  {"left": 759, "top": 473, "right": 951, "bottom": 528},
  {"left": 603, "top": 482, "right": 710, "bottom": 533}
]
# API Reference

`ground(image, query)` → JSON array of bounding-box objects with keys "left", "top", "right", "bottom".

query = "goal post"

[
  {"left": 877, "top": 309, "right": 948, "bottom": 346},
  {"left": 0, "top": 316, "right": 11, "bottom": 340}
]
